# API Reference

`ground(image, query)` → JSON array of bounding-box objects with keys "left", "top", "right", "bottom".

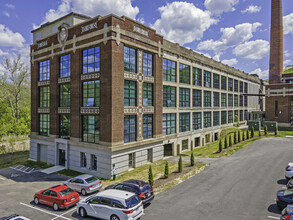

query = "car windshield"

[
  {"left": 85, "top": 176, "right": 98, "bottom": 184},
  {"left": 142, "top": 185, "right": 152, "bottom": 193},
  {"left": 59, "top": 188, "right": 74, "bottom": 197},
  {"left": 284, "top": 190, "right": 293, "bottom": 196},
  {"left": 126, "top": 195, "right": 140, "bottom": 209}
]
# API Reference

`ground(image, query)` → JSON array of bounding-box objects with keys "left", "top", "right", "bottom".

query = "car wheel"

[
  {"left": 34, "top": 197, "right": 39, "bottom": 205},
  {"left": 53, "top": 203, "right": 59, "bottom": 211},
  {"left": 110, "top": 214, "right": 120, "bottom": 220},
  {"left": 79, "top": 207, "right": 87, "bottom": 218},
  {"left": 81, "top": 188, "right": 87, "bottom": 196}
]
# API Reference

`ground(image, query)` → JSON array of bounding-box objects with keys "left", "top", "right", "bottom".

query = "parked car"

[
  {"left": 287, "top": 179, "right": 293, "bottom": 190},
  {"left": 77, "top": 189, "right": 144, "bottom": 220},
  {"left": 34, "top": 185, "right": 79, "bottom": 211},
  {"left": 105, "top": 179, "right": 154, "bottom": 205},
  {"left": 285, "top": 163, "right": 293, "bottom": 180},
  {"left": 0, "top": 214, "right": 30, "bottom": 220},
  {"left": 64, "top": 174, "right": 102, "bottom": 196},
  {"left": 276, "top": 190, "right": 293, "bottom": 210},
  {"left": 281, "top": 204, "right": 293, "bottom": 220}
]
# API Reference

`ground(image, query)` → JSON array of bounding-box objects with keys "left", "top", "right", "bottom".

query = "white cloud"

[
  {"left": 197, "top": 22, "right": 261, "bottom": 53},
  {"left": 3, "top": 11, "right": 10, "bottom": 17},
  {"left": 213, "top": 54, "right": 221, "bottom": 61},
  {"left": 241, "top": 5, "right": 261, "bottom": 14},
  {"left": 284, "top": 60, "right": 292, "bottom": 66},
  {"left": 284, "top": 50, "right": 291, "bottom": 58},
  {"left": 152, "top": 2, "right": 217, "bottom": 45},
  {"left": 250, "top": 68, "right": 269, "bottom": 79},
  {"left": 284, "top": 13, "right": 293, "bottom": 35},
  {"left": 0, "top": 24, "right": 25, "bottom": 47},
  {"left": 5, "top": 4, "right": 15, "bottom": 9},
  {"left": 222, "top": 58, "right": 238, "bottom": 66},
  {"left": 0, "top": 49, "right": 9, "bottom": 56},
  {"left": 39, "top": 0, "right": 139, "bottom": 25},
  {"left": 204, "top": 0, "right": 239, "bottom": 16},
  {"left": 233, "top": 40, "right": 269, "bottom": 60}
]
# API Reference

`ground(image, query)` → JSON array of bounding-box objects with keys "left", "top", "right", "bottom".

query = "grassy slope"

[{"left": 284, "top": 67, "right": 293, "bottom": 74}]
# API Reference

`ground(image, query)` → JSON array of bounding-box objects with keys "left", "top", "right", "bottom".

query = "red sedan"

[{"left": 34, "top": 185, "right": 79, "bottom": 211}]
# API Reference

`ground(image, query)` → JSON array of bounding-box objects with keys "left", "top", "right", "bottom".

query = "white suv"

[
  {"left": 77, "top": 189, "right": 144, "bottom": 220},
  {"left": 285, "top": 163, "right": 293, "bottom": 179}
]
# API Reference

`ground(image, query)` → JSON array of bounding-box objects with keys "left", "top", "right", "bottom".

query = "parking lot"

[{"left": 1, "top": 137, "right": 293, "bottom": 220}]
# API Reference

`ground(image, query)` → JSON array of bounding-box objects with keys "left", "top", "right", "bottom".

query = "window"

[
  {"left": 193, "top": 67, "right": 202, "bottom": 86},
  {"left": 204, "top": 71, "right": 211, "bottom": 87},
  {"left": 60, "top": 54, "right": 70, "bottom": 78},
  {"left": 179, "top": 113, "right": 190, "bottom": 132},
  {"left": 244, "top": 82, "right": 248, "bottom": 93},
  {"left": 163, "top": 59, "right": 176, "bottom": 82},
  {"left": 143, "top": 52, "right": 153, "bottom": 76},
  {"left": 60, "top": 114, "right": 70, "bottom": 139},
  {"left": 204, "top": 112, "right": 211, "bottom": 128},
  {"left": 82, "top": 46, "right": 100, "bottom": 74},
  {"left": 193, "top": 112, "right": 202, "bottom": 130},
  {"left": 124, "top": 46, "right": 136, "bottom": 73},
  {"left": 60, "top": 84, "right": 70, "bottom": 107},
  {"left": 82, "top": 115, "right": 99, "bottom": 143},
  {"left": 244, "top": 96, "right": 248, "bottom": 107},
  {"left": 143, "top": 83, "right": 153, "bottom": 106},
  {"left": 228, "top": 78, "right": 233, "bottom": 91},
  {"left": 239, "top": 95, "right": 243, "bottom": 106},
  {"left": 39, "top": 60, "right": 50, "bottom": 81},
  {"left": 83, "top": 81, "right": 100, "bottom": 107},
  {"left": 244, "top": 110, "right": 248, "bottom": 120},
  {"left": 88, "top": 197, "right": 100, "bottom": 204},
  {"left": 143, "top": 114, "right": 153, "bottom": 139},
  {"left": 213, "top": 73, "right": 219, "bottom": 89},
  {"left": 182, "top": 139, "right": 188, "bottom": 151},
  {"left": 124, "top": 115, "right": 136, "bottom": 143},
  {"left": 221, "top": 93, "right": 227, "bottom": 107},
  {"left": 204, "top": 91, "right": 211, "bottom": 107},
  {"left": 124, "top": 80, "right": 136, "bottom": 106},
  {"left": 240, "top": 81, "right": 244, "bottom": 93},
  {"left": 100, "top": 198, "right": 112, "bottom": 206},
  {"left": 113, "top": 200, "right": 125, "bottom": 209},
  {"left": 40, "top": 114, "right": 50, "bottom": 136},
  {"left": 193, "top": 89, "right": 202, "bottom": 107},
  {"left": 221, "top": 76, "right": 227, "bottom": 90},
  {"left": 234, "top": 94, "right": 238, "bottom": 107},
  {"left": 129, "top": 153, "right": 135, "bottom": 168},
  {"left": 228, "top": 111, "right": 233, "bottom": 123},
  {"left": 228, "top": 94, "right": 233, "bottom": 107},
  {"left": 234, "top": 110, "right": 238, "bottom": 120},
  {"left": 240, "top": 110, "right": 243, "bottom": 121},
  {"left": 147, "top": 149, "right": 153, "bottom": 162},
  {"left": 163, "top": 113, "right": 176, "bottom": 135},
  {"left": 40, "top": 86, "right": 50, "bottom": 107},
  {"left": 213, "top": 92, "right": 219, "bottom": 107},
  {"left": 179, "top": 63, "right": 190, "bottom": 84},
  {"left": 163, "top": 86, "right": 176, "bottom": 107},
  {"left": 221, "top": 111, "right": 227, "bottom": 125},
  {"left": 275, "top": 101, "right": 278, "bottom": 117},
  {"left": 213, "top": 111, "right": 220, "bottom": 126},
  {"left": 80, "top": 152, "right": 87, "bottom": 168},
  {"left": 234, "top": 79, "right": 238, "bottom": 92},
  {"left": 179, "top": 88, "right": 190, "bottom": 107},
  {"left": 91, "top": 154, "right": 97, "bottom": 171}
]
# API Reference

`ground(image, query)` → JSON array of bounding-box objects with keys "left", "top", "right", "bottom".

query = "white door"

[{"left": 39, "top": 144, "right": 47, "bottom": 162}]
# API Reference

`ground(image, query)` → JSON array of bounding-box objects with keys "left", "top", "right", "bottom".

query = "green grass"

[
  {"left": 22, "top": 160, "right": 53, "bottom": 169},
  {"left": 57, "top": 169, "right": 84, "bottom": 178},
  {"left": 284, "top": 67, "right": 293, "bottom": 74},
  {"left": 0, "top": 151, "right": 29, "bottom": 169}
]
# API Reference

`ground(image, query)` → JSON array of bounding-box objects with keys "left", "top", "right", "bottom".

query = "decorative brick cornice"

[
  {"left": 80, "top": 107, "right": 99, "bottom": 114},
  {"left": 143, "top": 106, "right": 154, "bottom": 113},
  {"left": 58, "top": 108, "right": 70, "bottom": 114},
  {"left": 37, "top": 80, "right": 50, "bottom": 86},
  {"left": 37, "top": 108, "right": 50, "bottom": 114},
  {"left": 81, "top": 73, "right": 100, "bottom": 81},
  {"left": 124, "top": 72, "right": 137, "bottom": 81},
  {"left": 58, "top": 77, "right": 70, "bottom": 84},
  {"left": 124, "top": 107, "right": 137, "bottom": 114}
]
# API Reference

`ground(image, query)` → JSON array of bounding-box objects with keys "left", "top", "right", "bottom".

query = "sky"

[{"left": 0, "top": 0, "right": 292, "bottom": 79}]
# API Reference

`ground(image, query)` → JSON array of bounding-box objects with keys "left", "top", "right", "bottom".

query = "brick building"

[{"left": 30, "top": 12, "right": 264, "bottom": 178}]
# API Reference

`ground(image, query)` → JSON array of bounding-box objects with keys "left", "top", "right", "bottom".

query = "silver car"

[
  {"left": 77, "top": 189, "right": 144, "bottom": 220},
  {"left": 64, "top": 174, "right": 102, "bottom": 196}
]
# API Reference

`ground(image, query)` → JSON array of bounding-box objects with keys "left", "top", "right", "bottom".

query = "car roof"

[
  {"left": 49, "top": 185, "right": 69, "bottom": 192},
  {"left": 124, "top": 179, "right": 147, "bottom": 187},
  {"left": 97, "top": 189, "right": 136, "bottom": 200},
  {"left": 72, "top": 174, "right": 94, "bottom": 180}
]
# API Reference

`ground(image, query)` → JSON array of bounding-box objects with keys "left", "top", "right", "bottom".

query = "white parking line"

[
  {"left": 51, "top": 209, "right": 75, "bottom": 220},
  {"left": 282, "top": 186, "right": 287, "bottom": 189},
  {"left": 0, "top": 176, "right": 5, "bottom": 180},
  {"left": 268, "top": 216, "right": 280, "bottom": 219},
  {"left": 19, "top": 202, "right": 72, "bottom": 220}
]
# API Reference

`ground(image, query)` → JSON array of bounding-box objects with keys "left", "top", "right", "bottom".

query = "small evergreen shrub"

[
  {"left": 229, "top": 135, "right": 232, "bottom": 147},
  {"left": 264, "top": 125, "right": 268, "bottom": 136},
  {"left": 238, "top": 131, "right": 241, "bottom": 142},
  {"left": 164, "top": 161, "right": 169, "bottom": 178},
  {"left": 275, "top": 124, "right": 278, "bottom": 135},
  {"left": 219, "top": 139, "right": 222, "bottom": 152},
  {"left": 191, "top": 152, "right": 195, "bottom": 166},
  {"left": 224, "top": 136, "right": 228, "bottom": 149},
  {"left": 149, "top": 165, "right": 154, "bottom": 186},
  {"left": 178, "top": 156, "right": 183, "bottom": 173},
  {"left": 251, "top": 126, "right": 255, "bottom": 138}
]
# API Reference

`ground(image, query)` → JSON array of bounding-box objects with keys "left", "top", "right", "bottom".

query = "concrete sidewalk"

[{"left": 41, "top": 165, "right": 65, "bottom": 174}]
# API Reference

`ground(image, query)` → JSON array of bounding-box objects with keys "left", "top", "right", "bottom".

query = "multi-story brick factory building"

[{"left": 30, "top": 12, "right": 264, "bottom": 178}]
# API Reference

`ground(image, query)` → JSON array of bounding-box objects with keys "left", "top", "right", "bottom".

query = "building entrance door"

[
  {"left": 59, "top": 149, "right": 66, "bottom": 166},
  {"left": 164, "top": 144, "right": 173, "bottom": 157}
]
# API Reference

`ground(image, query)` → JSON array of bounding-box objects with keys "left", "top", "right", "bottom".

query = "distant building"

[{"left": 30, "top": 12, "right": 264, "bottom": 178}]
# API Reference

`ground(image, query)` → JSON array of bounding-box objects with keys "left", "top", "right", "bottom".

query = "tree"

[
  {"left": 258, "top": 128, "right": 262, "bottom": 136},
  {"left": 178, "top": 156, "right": 183, "bottom": 173},
  {"left": 251, "top": 126, "right": 255, "bottom": 138},
  {"left": 234, "top": 131, "right": 237, "bottom": 144},
  {"left": 148, "top": 165, "right": 154, "bottom": 186},
  {"left": 243, "top": 130, "right": 245, "bottom": 141},
  {"left": 229, "top": 135, "right": 232, "bottom": 147},
  {"left": 164, "top": 161, "right": 169, "bottom": 178},
  {"left": 190, "top": 152, "right": 195, "bottom": 166},
  {"left": 219, "top": 139, "right": 222, "bottom": 152},
  {"left": 246, "top": 129, "right": 249, "bottom": 139},
  {"left": 238, "top": 131, "right": 241, "bottom": 142},
  {"left": 275, "top": 124, "right": 278, "bottom": 135},
  {"left": 224, "top": 136, "right": 228, "bottom": 149},
  {"left": 264, "top": 125, "right": 268, "bottom": 135},
  {"left": 0, "top": 55, "right": 30, "bottom": 121}
]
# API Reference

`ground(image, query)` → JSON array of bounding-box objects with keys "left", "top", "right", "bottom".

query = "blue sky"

[{"left": 0, "top": 0, "right": 292, "bottom": 79}]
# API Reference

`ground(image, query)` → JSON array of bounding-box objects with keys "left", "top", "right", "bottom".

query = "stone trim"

[
  {"left": 124, "top": 72, "right": 137, "bottom": 81},
  {"left": 81, "top": 72, "right": 100, "bottom": 81},
  {"left": 80, "top": 107, "right": 100, "bottom": 114},
  {"left": 37, "top": 80, "right": 50, "bottom": 86},
  {"left": 58, "top": 77, "right": 70, "bottom": 84},
  {"left": 124, "top": 107, "right": 137, "bottom": 114},
  {"left": 142, "top": 107, "right": 154, "bottom": 113},
  {"left": 37, "top": 108, "right": 50, "bottom": 114},
  {"left": 58, "top": 108, "right": 70, "bottom": 114}
]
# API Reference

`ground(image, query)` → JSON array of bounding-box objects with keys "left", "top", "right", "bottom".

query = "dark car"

[
  {"left": 287, "top": 179, "right": 293, "bottom": 190},
  {"left": 281, "top": 204, "right": 293, "bottom": 220},
  {"left": 276, "top": 190, "right": 293, "bottom": 210},
  {"left": 105, "top": 179, "right": 154, "bottom": 205}
]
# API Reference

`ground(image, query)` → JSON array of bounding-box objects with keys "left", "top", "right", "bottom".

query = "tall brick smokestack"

[{"left": 269, "top": 0, "right": 283, "bottom": 84}]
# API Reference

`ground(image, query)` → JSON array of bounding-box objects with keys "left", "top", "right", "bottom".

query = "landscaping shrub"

[
  {"left": 178, "top": 156, "right": 183, "bottom": 173},
  {"left": 251, "top": 126, "right": 255, "bottom": 138},
  {"left": 190, "top": 152, "right": 195, "bottom": 166},
  {"left": 219, "top": 139, "right": 222, "bottom": 152},
  {"left": 275, "top": 124, "right": 278, "bottom": 135},
  {"left": 264, "top": 125, "right": 268, "bottom": 136},
  {"left": 149, "top": 165, "right": 154, "bottom": 186},
  {"left": 246, "top": 129, "right": 249, "bottom": 139},
  {"left": 229, "top": 135, "right": 232, "bottom": 147},
  {"left": 238, "top": 131, "right": 241, "bottom": 142},
  {"left": 164, "top": 161, "right": 169, "bottom": 178},
  {"left": 234, "top": 131, "right": 237, "bottom": 144},
  {"left": 259, "top": 128, "right": 262, "bottom": 136},
  {"left": 224, "top": 136, "right": 228, "bottom": 149},
  {"left": 243, "top": 130, "right": 245, "bottom": 141}
]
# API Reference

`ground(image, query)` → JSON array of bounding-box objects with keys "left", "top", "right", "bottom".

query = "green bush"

[
  {"left": 251, "top": 126, "right": 255, "bottom": 138},
  {"left": 234, "top": 131, "right": 237, "bottom": 144},
  {"left": 229, "top": 135, "right": 232, "bottom": 147},
  {"left": 224, "top": 136, "right": 228, "bottom": 149},
  {"left": 149, "top": 165, "right": 154, "bottom": 186},
  {"left": 242, "top": 130, "right": 245, "bottom": 141},
  {"left": 259, "top": 128, "right": 262, "bottom": 136},
  {"left": 238, "top": 131, "right": 241, "bottom": 142},
  {"left": 275, "top": 124, "right": 278, "bottom": 135},
  {"left": 178, "top": 156, "right": 183, "bottom": 173},
  {"left": 246, "top": 129, "right": 249, "bottom": 139},
  {"left": 164, "top": 161, "right": 169, "bottom": 178},
  {"left": 264, "top": 125, "right": 268, "bottom": 135},
  {"left": 219, "top": 139, "right": 222, "bottom": 152},
  {"left": 190, "top": 152, "right": 195, "bottom": 166}
]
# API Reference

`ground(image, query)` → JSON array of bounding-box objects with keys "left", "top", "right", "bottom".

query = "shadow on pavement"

[
  {"left": 277, "top": 179, "right": 288, "bottom": 185},
  {"left": 268, "top": 204, "right": 281, "bottom": 215}
]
